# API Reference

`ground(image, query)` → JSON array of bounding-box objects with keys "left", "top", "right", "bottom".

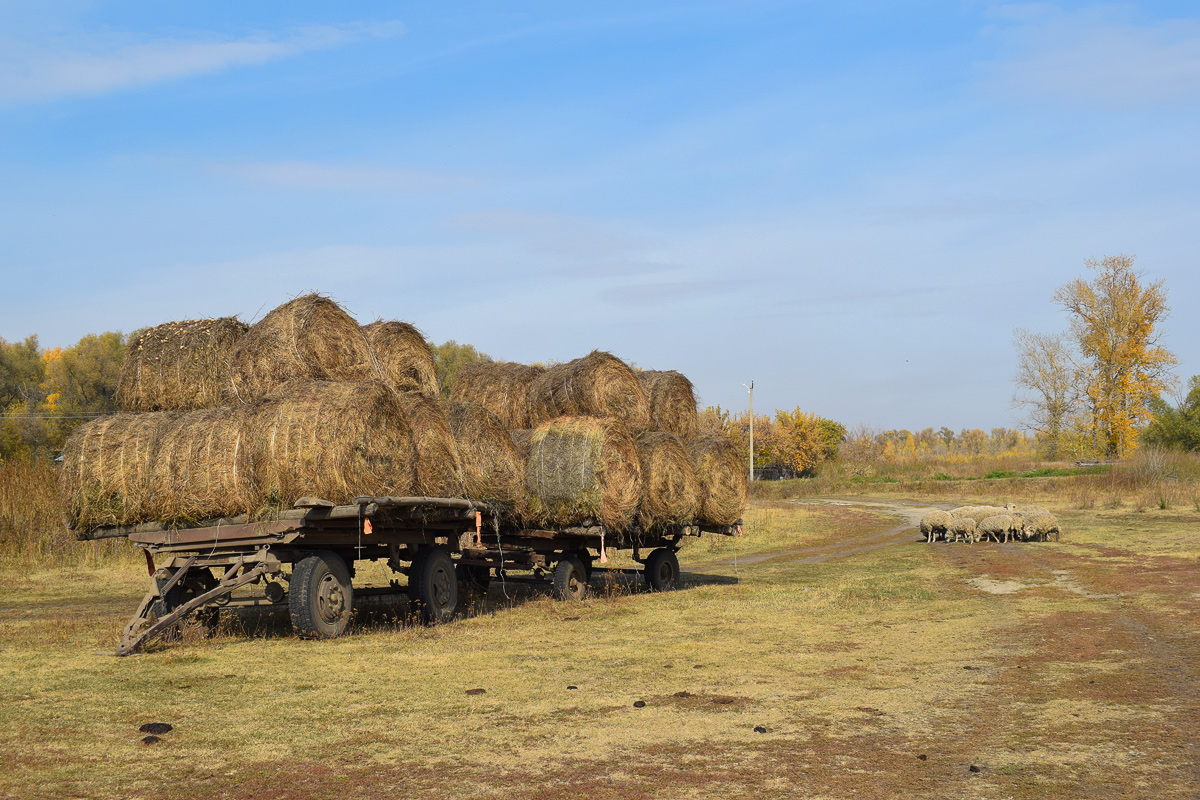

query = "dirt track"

[{"left": 736, "top": 497, "right": 1200, "bottom": 799}]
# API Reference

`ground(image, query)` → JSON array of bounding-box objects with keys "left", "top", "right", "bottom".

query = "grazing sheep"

[
  {"left": 919, "top": 510, "right": 953, "bottom": 543},
  {"left": 948, "top": 516, "right": 976, "bottom": 543},
  {"left": 977, "top": 514, "right": 1015, "bottom": 543},
  {"left": 950, "top": 505, "right": 1008, "bottom": 526},
  {"left": 1020, "top": 510, "right": 1060, "bottom": 542}
]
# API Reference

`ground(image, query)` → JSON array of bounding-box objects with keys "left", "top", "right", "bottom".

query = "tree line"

[{"left": 1012, "top": 254, "right": 1189, "bottom": 459}]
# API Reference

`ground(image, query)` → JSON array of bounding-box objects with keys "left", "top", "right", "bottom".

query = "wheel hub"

[
  {"left": 316, "top": 574, "right": 346, "bottom": 623},
  {"left": 431, "top": 566, "right": 452, "bottom": 608}
]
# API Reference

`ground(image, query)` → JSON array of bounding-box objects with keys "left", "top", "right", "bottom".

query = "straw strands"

[
  {"left": 118, "top": 318, "right": 248, "bottom": 411},
  {"left": 393, "top": 391, "right": 465, "bottom": 498},
  {"left": 528, "top": 351, "right": 649, "bottom": 430},
  {"left": 635, "top": 431, "right": 700, "bottom": 530},
  {"left": 250, "top": 379, "right": 417, "bottom": 508},
  {"left": 445, "top": 402, "right": 524, "bottom": 506},
  {"left": 150, "top": 408, "right": 256, "bottom": 524},
  {"left": 363, "top": 320, "right": 439, "bottom": 397},
  {"left": 229, "top": 294, "right": 379, "bottom": 403},
  {"left": 686, "top": 435, "right": 747, "bottom": 526},
  {"left": 450, "top": 360, "right": 545, "bottom": 428},
  {"left": 59, "top": 412, "right": 180, "bottom": 530},
  {"left": 524, "top": 417, "right": 642, "bottom": 530},
  {"left": 637, "top": 370, "right": 698, "bottom": 441}
]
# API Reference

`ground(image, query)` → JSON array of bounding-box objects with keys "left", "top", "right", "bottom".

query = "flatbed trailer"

[{"left": 79, "top": 496, "right": 740, "bottom": 656}]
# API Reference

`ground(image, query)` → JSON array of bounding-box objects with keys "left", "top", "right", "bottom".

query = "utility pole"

[{"left": 742, "top": 381, "right": 754, "bottom": 482}]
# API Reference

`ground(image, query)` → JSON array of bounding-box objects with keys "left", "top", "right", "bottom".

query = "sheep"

[
  {"left": 1020, "top": 510, "right": 1060, "bottom": 542},
  {"left": 950, "top": 505, "right": 1008, "bottom": 525},
  {"left": 919, "top": 510, "right": 953, "bottom": 543},
  {"left": 977, "top": 514, "right": 1015, "bottom": 543},
  {"left": 948, "top": 516, "right": 976, "bottom": 543}
]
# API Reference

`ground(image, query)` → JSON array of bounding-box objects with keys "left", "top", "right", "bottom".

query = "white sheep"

[
  {"left": 919, "top": 510, "right": 953, "bottom": 543},
  {"left": 948, "top": 516, "right": 976, "bottom": 543},
  {"left": 977, "top": 514, "right": 1015, "bottom": 543}
]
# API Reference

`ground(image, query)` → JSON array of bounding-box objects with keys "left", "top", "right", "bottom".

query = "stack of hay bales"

[
  {"left": 61, "top": 294, "right": 449, "bottom": 530},
  {"left": 60, "top": 294, "right": 748, "bottom": 534},
  {"left": 506, "top": 353, "right": 742, "bottom": 531}
]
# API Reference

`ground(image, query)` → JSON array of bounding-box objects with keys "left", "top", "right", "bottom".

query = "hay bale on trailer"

[
  {"left": 686, "top": 435, "right": 747, "bottom": 526},
  {"left": 635, "top": 431, "right": 700, "bottom": 530},
  {"left": 450, "top": 360, "right": 545, "bottom": 429},
  {"left": 149, "top": 407, "right": 257, "bottom": 524},
  {"left": 393, "top": 391, "right": 465, "bottom": 498},
  {"left": 527, "top": 351, "right": 650, "bottom": 430},
  {"left": 250, "top": 379, "right": 417, "bottom": 508},
  {"left": 229, "top": 294, "right": 378, "bottom": 403},
  {"left": 59, "top": 412, "right": 180, "bottom": 530},
  {"left": 636, "top": 370, "right": 698, "bottom": 440},
  {"left": 363, "top": 320, "right": 439, "bottom": 397},
  {"left": 444, "top": 402, "right": 525, "bottom": 506},
  {"left": 117, "top": 317, "right": 248, "bottom": 411},
  {"left": 524, "top": 416, "right": 643, "bottom": 530}
]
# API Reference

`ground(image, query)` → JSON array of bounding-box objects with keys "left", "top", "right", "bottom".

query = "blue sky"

[{"left": 2, "top": 1, "right": 1197, "bottom": 431}]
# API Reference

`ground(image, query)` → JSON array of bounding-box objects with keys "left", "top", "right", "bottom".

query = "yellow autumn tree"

[{"left": 1053, "top": 255, "right": 1176, "bottom": 457}]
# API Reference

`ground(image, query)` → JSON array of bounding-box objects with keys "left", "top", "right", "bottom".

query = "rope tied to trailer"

[{"left": 491, "top": 509, "right": 509, "bottom": 600}]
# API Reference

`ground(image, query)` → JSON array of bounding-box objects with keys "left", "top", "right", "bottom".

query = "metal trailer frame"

[{"left": 79, "top": 496, "right": 740, "bottom": 656}]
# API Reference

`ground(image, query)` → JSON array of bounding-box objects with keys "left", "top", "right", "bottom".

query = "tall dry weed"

[{"left": 0, "top": 457, "right": 134, "bottom": 568}]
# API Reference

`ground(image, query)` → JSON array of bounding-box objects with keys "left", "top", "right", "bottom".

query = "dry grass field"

[{"left": 1, "top": 465, "right": 1199, "bottom": 798}]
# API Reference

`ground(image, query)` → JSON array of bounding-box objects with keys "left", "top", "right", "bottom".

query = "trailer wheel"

[
  {"left": 289, "top": 550, "right": 353, "bottom": 640},
  {"left": 552, "top": 557, "right": 588, "bottom": 601},
  {"left": 151, "top": 569, "right": 219, "bottom": 638},
  {"left": 410, "top": 548, "right": 458, "bottom": 624},
  {"left": 645, "top": 548, "right": 680, "bottom": 592},
  {"left": 576, "top": 549, "right": 594, "bottom": 583}
]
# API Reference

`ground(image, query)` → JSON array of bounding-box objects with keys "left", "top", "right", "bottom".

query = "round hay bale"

[
  {"left": 58, "top": 412, "right": 180, "bottom": 530},
  {"left": 363, "top": 320, "right": 439, "bottom": 397},
  {"left": 229, "top": 294, "right": 378, "bottom": 403},
  {"left": 637, "top": 370, "right": 698, "bottom": 440},
  {"left": 635, "top": 431, "right": 700, "bottom": 530},
  {"left": 524, "top": 416, "right": 642, "bottom": 530},
  {"left": 150, "top": 408, "right": 257, "bottom": 524},
  {"left": 527, "top": 351, "right": 650, "bottom": 430},
  {"left": 450, "top": 361, "right": 544, "bottom": 428},
  {"left": 393, "top": 391, "right": 465, "bottom": 498},
  {"left": 249, "top": 379, "right": 417, "bottom": 508},
  {"left": 118, "top": 317, "right": 248, "bottom": 411},
  {"left": 686, "top": 435, "right": 747, "bottom": 526},
  {"left": 444, "top": 402, "right": 524, "bottom": 506}
]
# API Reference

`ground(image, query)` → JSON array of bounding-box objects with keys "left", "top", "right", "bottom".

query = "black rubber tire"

[
  {"left": 552, "top": 557, "right": 588, "bottom": 601},
  {"left": 645, "top": 548, "right": 680, "bottom": 592},
  {"left": 406, "top": 548, "right": 428, "bottom": 602},
  {"left": 410, "top": 548, "right": 458, "bottom": 624},
  {"left": 576, "top": 550, "right": 594, "bottom": 583},
  {"left": 289, "top": 550, "right": 353, "bottom": 640}
]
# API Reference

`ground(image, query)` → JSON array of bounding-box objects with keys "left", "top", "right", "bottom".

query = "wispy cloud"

[
  {"left": 980, "top": 8, "right": 1200, "bottom": 108},
  {"left": 0, "top": 21, "right": 403, "bottom": 105},
  {"left": 215, "top": 160, "right": 472, "bottom": 193}
]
